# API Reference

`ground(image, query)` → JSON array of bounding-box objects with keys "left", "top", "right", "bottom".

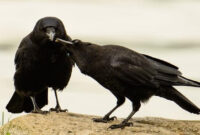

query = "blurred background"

[{"left": 1, "top": 0, "right": 200, "bottom": 123}]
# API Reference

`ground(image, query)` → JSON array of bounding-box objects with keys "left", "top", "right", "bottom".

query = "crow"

[
  {"left": 6, "top": 17, "right": 74, "bottom": 114},
  {"left": 56, "top": 38, "right": 200, "bottom": 129}
]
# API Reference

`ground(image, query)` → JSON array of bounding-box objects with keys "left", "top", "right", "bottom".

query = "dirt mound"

[{"left": 1, "top": 112, "right": 200, "bottom": 135}]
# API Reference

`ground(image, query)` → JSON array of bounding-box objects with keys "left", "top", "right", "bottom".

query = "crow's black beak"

[
  {"left": 55, "top": 38, "right": 74, "bottom": 45},
  {"left": 46, "top": 27, "right": 56, "bottom": 41}
]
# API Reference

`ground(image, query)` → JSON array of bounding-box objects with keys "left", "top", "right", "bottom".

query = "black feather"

[
  {"left": 156, "top": 86, "right": 200, "bottom": 114},
  {"left": 6, "top": 17, "right": 73, "bottom": 113},
  {"left": 57, "top": 39, "right": 200, "bottom": 128}
]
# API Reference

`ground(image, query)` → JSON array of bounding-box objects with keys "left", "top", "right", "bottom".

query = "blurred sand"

[{"left": 1, "top": 112, "right": 200, "bottom": 135}]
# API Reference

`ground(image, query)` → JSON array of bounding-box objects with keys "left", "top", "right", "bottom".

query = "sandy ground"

[{"left": 1, "top": 112, "right": 200, "bottom": 135}]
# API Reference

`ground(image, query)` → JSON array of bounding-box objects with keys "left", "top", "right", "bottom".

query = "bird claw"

[
  {"left": 31, "top": 109, "right": 49, "bottom": 114},
  {"left": 93, "top": 116, "right": 117, "bottom": 123},
  {"left": 109, "top": 116, "right": 117, "bottom": 121},
  {"left": 108, "top": 122, "right": 133, "bottom": 129},
  {"left": 50, "top": 106, "right": 68, "bottom": 113}
]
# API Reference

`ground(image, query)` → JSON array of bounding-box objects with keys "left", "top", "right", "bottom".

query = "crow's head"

[
  {"left": 56, "top": 38, "right": 94, "bottom": 69},
  {"left": 32, "top": 17, "right": 68, "bottom": 44}
]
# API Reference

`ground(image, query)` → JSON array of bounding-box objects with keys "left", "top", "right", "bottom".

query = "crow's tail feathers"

[
  {"left": 6, "top": 92, "right": 26, "bottom": 113},
  {"left": 6, "top": 89, "right": 48, "bottom": 113},
  {"left": 156, "top": 86, "right": 200, "bottom": 114},
  {"left": 178, "top": 76, "right": 200, "bottom": 87}
]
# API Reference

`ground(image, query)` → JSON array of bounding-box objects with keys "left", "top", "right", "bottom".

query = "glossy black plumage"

[
  {"left": 57, "top": 39, "right": 200, "bottom": 129},
  {"left": 6, "top": 17, "right": 73, "bottom": 113}
]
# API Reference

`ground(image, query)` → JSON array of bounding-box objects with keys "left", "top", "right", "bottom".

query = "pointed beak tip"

[
  {"left": 56, "top": 38, "right": 73, "bottom": 45},
  {"left": 46, "top": 27, "right": 56, "bottom": 41},
  {"left": 46, "top": 32, "right": 55, "bottom": 41}
]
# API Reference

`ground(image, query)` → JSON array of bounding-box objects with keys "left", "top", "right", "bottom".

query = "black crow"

[
  {"left": 6, "top": 17, "right": 74, "bottom": 114},
  {"left": 56, "top": 38, "right": 200, "bottom": 129}
]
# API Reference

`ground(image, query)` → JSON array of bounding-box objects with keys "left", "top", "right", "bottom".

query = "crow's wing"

[
  {"left": 14, "top": 37, "right": 38, "bottom": 70},
  {"left": 110, "top": 51, "right": 182, "bottom": 87},
  {"left": 143, "top": 54, "right": 181, "bottom": 75},
  {"left": 110, "top": 53, "right": 159, "bottom": 88},
  {"left": 143, "top": 54, "right": 183, "bottom": 85}
]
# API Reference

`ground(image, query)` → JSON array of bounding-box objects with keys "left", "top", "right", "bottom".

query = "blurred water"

[
  {"left": 1, "top": 0, "right": 200, "bottom": 123},
  {"left": 1, "top": 0, "right": 200, "bottom": 46}
]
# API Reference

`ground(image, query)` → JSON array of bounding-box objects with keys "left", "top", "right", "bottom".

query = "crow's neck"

[{"left": 73, "top": 48, "right": 99, "bottom": 75}]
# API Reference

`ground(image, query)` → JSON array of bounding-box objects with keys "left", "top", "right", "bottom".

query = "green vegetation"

[
  {"left": 1, "top": 112, "right": 4, "bottom": 126},
  {"left": 1, "top": 112, "right": 11, "bottom": 135}
]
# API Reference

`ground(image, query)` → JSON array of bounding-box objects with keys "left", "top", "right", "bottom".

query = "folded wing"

[{"left": 110, "top": 51, "right": 184, "bottom": 88}]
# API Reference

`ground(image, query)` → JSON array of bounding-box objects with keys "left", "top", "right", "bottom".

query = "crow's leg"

[
  {"left": 31, "top": 96, "right": 48, "bottom": 114},
  {"left": 50, "top": 90, "right": 67, "bottom": 112},
  {"left": 109, "top": 101, "right": 141, "bottom": 129},
  {"left": 93, "top": 95, "right": 125, "bottom": 123}
]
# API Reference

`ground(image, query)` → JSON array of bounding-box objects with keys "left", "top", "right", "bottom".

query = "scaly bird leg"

[
  {"left": 109, "top": 101, "right": 141, "bottom": 129},
  {"left": 50, "top": 90, "right": 68, "bottom": 112},
  {"left": 93, "top": 95, "right": 125, "bottom": 123},
  {"left": 31, "top": 96, "right": 48, "bottom": 114}
]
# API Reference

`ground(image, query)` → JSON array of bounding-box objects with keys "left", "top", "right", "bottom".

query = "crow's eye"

[
  {"left": 73, "top": 39, "right": 81, "bottom": 45},
  {"left": 66, "top": 52, "right": 71, "bottom": 56},
  {"left": 41, "top": 27, "right": 46, "bottom": 32}
]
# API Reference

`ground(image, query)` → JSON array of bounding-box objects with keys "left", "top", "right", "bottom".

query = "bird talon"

[
  {"left": 60, "top": 109, "right": 68, "bottom": 112},
  {"left": 108, "top": 122, "right": 133, "bottom": 129},
  {"left": 111, "top": 116, "right": 117, "bottom": 120},
  {"left": 32, "top": 110, "right": 49, "bottom": 114},
  {"left": 108, "top": 125, "right": 117, "bottom": 129},
  {"left": 50, "top": 107, "right": 68, "bottom": 113},
  {"left": 93, "top": 116, "right": 117, "bottom": 123},
  {"left": 129, "top": 122, "right": 133, "bottom": 127},
  {"left": 93, "top": 118, "right": 108, "bottom": 123}
]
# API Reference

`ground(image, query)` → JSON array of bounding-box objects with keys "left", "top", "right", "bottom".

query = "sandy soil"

[{"left": 1, "top": 112, "right": 200, "bottom": 135}]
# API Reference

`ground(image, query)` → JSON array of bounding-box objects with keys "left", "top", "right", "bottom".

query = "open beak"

[{"left": 46, "top": 27, "right": 55, "bottom": 41}]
